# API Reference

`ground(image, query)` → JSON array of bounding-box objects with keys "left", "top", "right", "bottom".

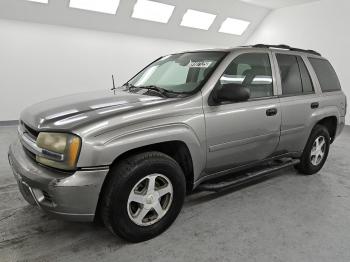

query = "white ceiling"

[
  {"left": 240, "top": 0, "right": 320, "bottom": 9},
  {"left": 0, "top": 0, "right": 270, "bottom": 47},
  {"left": 0, "top": 0, "right": 319, "bottom": 47}
]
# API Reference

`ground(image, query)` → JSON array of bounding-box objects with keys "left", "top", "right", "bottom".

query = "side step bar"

[{"left": 197, "top": 158, "right": 300, "bottom": 192}]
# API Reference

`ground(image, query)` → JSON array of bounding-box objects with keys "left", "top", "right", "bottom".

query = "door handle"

[
  {"left": 311, "top": 102, "right": 319, "bottom": 109},
  {"left": 266, "top": 108, "right": 277, "bottom": 116}
]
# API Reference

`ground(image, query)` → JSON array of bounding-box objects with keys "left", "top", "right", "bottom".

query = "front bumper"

[{"left": 8, "top": 140, "right": 109, "bottom": 222}]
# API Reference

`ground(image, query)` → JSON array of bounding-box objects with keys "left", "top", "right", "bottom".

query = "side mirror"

[{"left": 215, "top": 83, "right": 250, "bottom": 103}]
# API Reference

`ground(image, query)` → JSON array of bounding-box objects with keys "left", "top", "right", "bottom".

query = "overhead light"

[
  {"left": 26, "top": 0, "right": 48, "bottom": 3},
  {"left": 69, "top": 0, "right": 120, "bottom": 14},
  {"left": 219, "top": 18, "right": 250, "bottom": 35},
  {"left": 181, "top": 9, "right": 216, "bottom": 30},
  {"left": 132, "top": 0, "right": 175, "bottom": 24}
]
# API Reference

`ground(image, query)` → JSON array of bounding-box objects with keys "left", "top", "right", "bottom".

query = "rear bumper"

[
  {"left": 336, "top": 116, "right": 346, "bottom": 138},
  {"left": 8, "top": 140, "right": 109, "bottom": 222}
]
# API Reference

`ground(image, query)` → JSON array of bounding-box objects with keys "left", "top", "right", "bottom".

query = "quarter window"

[
  {"left": 276, "top": 54, "right": 314, "bottom": 95},
  {"left": 309, "top": 58, "right": 341, "bottom": 92},
  {"left": 219, "top": 53, "right": 273, "bottom": 99}
]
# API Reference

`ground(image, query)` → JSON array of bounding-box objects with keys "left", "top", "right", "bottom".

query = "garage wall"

[
  {"left": 0, "top": 19, "right": 211, "bottom": 121},
  {"left": 247, "top": 0, "right": 350, "bottom": 124}
]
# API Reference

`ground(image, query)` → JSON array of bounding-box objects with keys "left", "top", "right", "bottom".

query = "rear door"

[
  {"left": 203, "top": 51, "right": 281, "bottom": 173},
  {"left": 274, "top": 53, "right": 320, "bottom": 153}
]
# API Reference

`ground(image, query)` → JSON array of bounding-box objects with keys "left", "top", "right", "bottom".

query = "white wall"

[
  {"left": 247, "top": 0, "right": 350, "bottom": 124},
  {"left": 0, "top": 19, "right": 211, "bottom": 121}
]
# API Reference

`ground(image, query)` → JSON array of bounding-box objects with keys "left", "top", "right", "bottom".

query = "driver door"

[{"left": 203, "top": 52, "right": 281, "bottom": 173}]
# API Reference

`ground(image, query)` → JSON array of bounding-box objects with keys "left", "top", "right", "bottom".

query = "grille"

[
  {"left": 23, "top": 145, "right": 36, "bottom": 161},
  {"left": 21, "top": 121, "right": 39, "bottom": 139},
  {"left": 20, "top": 121, "right": 39, "bottom": 160}
]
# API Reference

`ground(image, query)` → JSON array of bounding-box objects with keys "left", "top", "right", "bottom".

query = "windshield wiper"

[
  {"left": 140, "top": 85, "right": 172, "bottom": 97},
  {"left": 125, "top": 84, "right": 171, "bottom": 98}
]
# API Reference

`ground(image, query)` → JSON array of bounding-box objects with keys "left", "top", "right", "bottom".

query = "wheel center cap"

[{"left": 146, "top": 194, "right": 155, "bottom": 204}]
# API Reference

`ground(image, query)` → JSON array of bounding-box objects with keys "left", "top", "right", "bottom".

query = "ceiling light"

[
  {"left": 132, "top": 0, "right": 175, "bottom": 24},
  {"left": 69, "top": 0, "right": 120, "bottom": 14},
  {"left": 219, "top": 18, "right": 250, "bottom": 35},
  {"left": 26, "top": 0, "right": 48, "bottom": 3},
  {"left": 181, "top": 9, "right": 216, "bottom": 30}
]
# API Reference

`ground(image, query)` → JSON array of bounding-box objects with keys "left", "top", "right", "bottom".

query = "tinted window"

[
  {"left": 309, "top": 58, "right": 341, "bottom": 92},
  {"left": 297, "top": 57, "right": 314, "bottom": 93},
  {"left": 219, "top": 53, "right": 273, "bottom": 99},
  {"left": 276, "top": 54, "right": 315, "bottom": 95},
  {"left": 276, "top": 54, "right": 303, "bottom": 95}
]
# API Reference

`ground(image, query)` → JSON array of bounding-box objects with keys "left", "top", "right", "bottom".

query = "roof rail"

[{"left": 251, "top": 44, "right": 321, "bottom": 56}]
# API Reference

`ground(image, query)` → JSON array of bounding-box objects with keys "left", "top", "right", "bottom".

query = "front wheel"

[
  {"left": 296, "top": 125, "right": 330, "bottom": 175},
  {"left": 100, "top": 152, "right": 186, "bottom": 242}
]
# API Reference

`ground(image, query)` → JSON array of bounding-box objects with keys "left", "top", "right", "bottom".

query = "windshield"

[{"left": 127, "top": 51, "right": 227, "bottom": 94}]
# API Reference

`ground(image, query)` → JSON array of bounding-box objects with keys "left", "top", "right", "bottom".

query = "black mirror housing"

[{"left": 215, "top": 83, "right": 250, "bottom": 103}]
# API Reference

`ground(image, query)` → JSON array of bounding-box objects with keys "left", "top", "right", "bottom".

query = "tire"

[
  {"left": 296, "top": 124, "right": 330, "bottom": 175},
  {"left": 100, "top": 151, "right": 186, "bottom": 242}
]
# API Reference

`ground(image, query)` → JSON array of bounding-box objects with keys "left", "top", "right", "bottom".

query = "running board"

[{"left": 197, "top": 158, "right": 300, "bottom": 192}]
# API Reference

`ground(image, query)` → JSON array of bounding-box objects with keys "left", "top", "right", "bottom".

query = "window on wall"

[
  {"left": 309, "top": 58, "right": 341, "bottom": 92},
  {"left": 219, "top": 53, "right": 273, "bottom": 99},
  {"left": 276, "top": 54, "right": 314, "bottom": 95}
]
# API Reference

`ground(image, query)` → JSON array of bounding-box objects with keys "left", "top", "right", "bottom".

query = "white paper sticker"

[{"left": 188, "top": 60, "right": 213, "bottom": 68}]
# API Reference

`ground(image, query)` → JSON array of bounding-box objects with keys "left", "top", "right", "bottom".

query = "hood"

[{"left": 20, "top": 90, "right": 172, "bottom": 131}]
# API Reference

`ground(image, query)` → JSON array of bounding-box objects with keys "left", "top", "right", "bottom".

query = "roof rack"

[{"left": 250, "top": 44, "right": 321, "bottom": 56}]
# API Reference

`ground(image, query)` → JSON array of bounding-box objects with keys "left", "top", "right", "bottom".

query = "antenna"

[{"left": 111, "top": 74, "right": 116, "bottom": 95}]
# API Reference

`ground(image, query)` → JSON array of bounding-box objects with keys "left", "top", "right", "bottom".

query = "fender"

[
  {"left": 299, "top": 105, "right": 341, "bottom": 151},
  {"left": 310, "top": 105, "right": 340, "bottom": 125},
  {"left": 77, "top": 121, "right": 206, "bottom": 182}
]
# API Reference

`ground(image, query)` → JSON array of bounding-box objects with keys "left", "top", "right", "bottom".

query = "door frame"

[
  {"left": 201, "top": 49, "right": 282, "bottom": 176},
  {"left": 201, "top": 49, "right": 279, "bottom": 103}
]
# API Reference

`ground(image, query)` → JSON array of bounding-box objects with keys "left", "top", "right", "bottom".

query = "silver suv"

[{"left": 8, "top": 44, "right": 347, "bottom": 242}]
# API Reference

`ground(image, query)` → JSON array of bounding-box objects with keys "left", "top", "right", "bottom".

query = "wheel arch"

[
  {"left": 110, "top": 140, "right": 195, "bottom": 192},
  {"left": 94, "top": 140, "right": 196, "bottom": 220},
  {"left": 308, "top": 105, "right": 341, "bottom": 144},
  {"left": 316, "top": 116, "right": 338, "bottom": 143}
]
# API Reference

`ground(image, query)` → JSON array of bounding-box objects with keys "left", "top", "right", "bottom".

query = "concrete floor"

[{"left": 0, "top": 126, "right": 350, "bottom": 262}]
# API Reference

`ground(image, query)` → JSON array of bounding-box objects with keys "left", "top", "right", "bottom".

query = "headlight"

[{"left": 36, "top": 132, "right": 81, "bottom": 171}]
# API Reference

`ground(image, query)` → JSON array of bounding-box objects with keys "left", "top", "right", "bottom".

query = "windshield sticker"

[{"left": 188, "top": 60, "right": 213, "bottom": 68}]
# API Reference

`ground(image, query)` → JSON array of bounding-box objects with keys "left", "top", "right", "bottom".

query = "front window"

[
  {"left": 126, "top": 51, "right": 227, "bottom": 96},
  {"left": 218, "top": 53, "right": 273, "bottom": 99}
]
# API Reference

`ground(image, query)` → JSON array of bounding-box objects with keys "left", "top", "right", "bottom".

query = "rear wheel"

[
  {"left": 101, "top": 151, "right": 186, "bottom": 242},
  {"left": 296, "top": 125, "right": 330, "bottom": 175}
]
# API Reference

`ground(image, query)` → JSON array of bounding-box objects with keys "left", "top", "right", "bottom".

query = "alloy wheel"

[
  {"left": 310, "top": 136, "right": 326, "bottom": 166},
  {"left": 127, "top": 174, "right": 173, "bottom": 226}
]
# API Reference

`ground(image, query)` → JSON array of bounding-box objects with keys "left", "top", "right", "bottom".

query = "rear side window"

[
  {"left": 276, "top": 54, "right": 302, "bottom": 95},
  {"left": 309, "top": 58, "right": 341, "bottom": 92},
  {"left": 276, "top": 54, "right": 314, "bottom": 95},
  {"left": 297, "top": 57, "right": 314, "bottom": 93}
]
